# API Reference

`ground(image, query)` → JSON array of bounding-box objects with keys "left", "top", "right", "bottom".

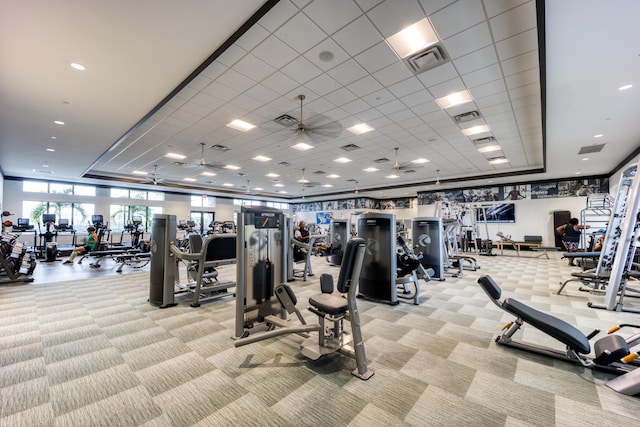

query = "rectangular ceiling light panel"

[{"left": 386, "top": 18, "right": 439, "bottom": 59}]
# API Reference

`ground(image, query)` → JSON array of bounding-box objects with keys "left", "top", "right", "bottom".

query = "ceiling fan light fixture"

[
  {"left": 347, "top": 123, "right": 374, "bottom": 135},
  {"left": 226, "top": 119, "right": 255, "bottom": 132}
]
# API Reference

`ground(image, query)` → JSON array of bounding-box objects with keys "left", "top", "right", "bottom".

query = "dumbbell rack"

[{"left": 1, "top": 232, "right": 36, "bottom": 283}]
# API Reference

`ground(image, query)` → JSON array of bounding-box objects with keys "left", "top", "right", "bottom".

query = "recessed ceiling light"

[
  {"left": 462, "top": 125, "right": 490, "bottom": 136},
  {"left": 51, "top": 136, "right": 57, "bottom": 139},
  {"left": 183, "top": 178, "right": 197, "bottom": 182},
  {"left": 274, "top": 183, "right": 284, "bottom": 187},
  {"left": 334, "top": 157, "right": 352, "bottom": 163},
  {"left": 224, "top": 165, "right": 240, "bottom": 170},
  {"left": 575, "top": 171, "right": 582, "bottom": 175},
  {"left": 594, "top": 134, "right": 603, "bottom": 138},
  {"left": 70, "top": 63, "right": 85, "bottom": 71},
  {"left": 386, "top": 174, "right": 399, "bottom": 179},
  {"left": 292, "top": 142, "right": 314, "bottom": 150},
  {"left": 132, "top": 170, "right": 148, "bottom": 175},
  {"left": 54, "top": 120, "right": 65, "bottom": 125},
  {"left": 581, "top": 157, "right": 589, "bottom": 161},
  {"left": 322, "top": 184, "right": 333, "bottom": 188},
  {"left": 488, "top": 156, "right": 508, "bottom": 165},
  {"left": 347, "top": 123, "right": 374, "bottom": 135},
  {"left": 222, "top": 183, "right": 234, "bottom": 186},
  {"left": 298, "top": 178, "right": 310, "bottom": 183},
  {"left": 477, "top": 144, "right": 501, "bottom": 153},
  {"left": 46, "top": 148, "right": 55, "bottom": 152},
  {"left": 266, "top": 173, "right": 279, "bottom": 178},
  {"left": 327, "top": 174, "right": 340, "bottom": 178},
  {"left": 253, "top": 155, "right": 272, "bottom": 162},
  {"left": 412, "top": 158, "right": 429, "bottom": 164},
  {"left": 42, "top": 164, "right": 49, "bottom": 168},
  {"left": 227, "top": 119, "right": 255, "bottom": 131},
  {"left": 435, "top": 90, "right": 473, "bottom": 109},
  {"left": 201, "top": 171, "right": 216, "bottom": 176},
  {"left": 279, "top": 190, "right": 288, "bottom": 194},
  {"left": 619, "top": 84, "right": 633, "bottom": 91},
  {"left": 165, "top": 152, "right": 186, "bottom": 160},
  {"left": 386, "top": 17, "right": 439, "bottom": 59},
  {"left": 363, "top": 167, "right": 378, "bottom": 172},
  {"left": 254, "top": 187, "right": 264, "bottom": 191}
]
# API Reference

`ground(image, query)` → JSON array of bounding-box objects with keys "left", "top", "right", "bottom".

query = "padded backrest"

[
  {"left": 189, "top": 234, "right": 203, "bottom": 253},
  {"left": 336, "top": 237, "right": 365, "bottom": 294},
  {"left": 204, "top": 235, "right": 236, "bottom": 261},
  {"left": 320, "top": 273, "right": 334, "bottom": 294},
  {"left": 477, "top": 275, "right": 502, "bottom": 300},
  {"left": 524, "top": 235, "right": 542, "bottom": 243}
]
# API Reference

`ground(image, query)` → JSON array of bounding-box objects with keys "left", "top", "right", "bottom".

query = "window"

[
  {"left": 73, "top": 203, "right": 94, "bottom": 226},
  {"left": 130, "top": 190, "right": 147, "bottom": 200},
  {"left": 110, "top": 188, "right": 129, "bottom": 198},
  {"left": 49, "top": 183, "right": 73, "bottom": 194},
  {"left": 148, "top": 191, "right": 164, "bottom": 201},
  {"left": 191, "top": 195, "right": 216, "bottom": 208},
  {"left": 23, "top": 181, "right": 48, "bottom": 193},
  {"left": 74, "top": 185, "right": 96, "bottom": 196}
]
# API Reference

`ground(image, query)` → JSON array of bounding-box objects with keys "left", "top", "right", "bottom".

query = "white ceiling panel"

[
  {"left": 274, "top": 12, "right": 327, "bottom": 53},
  {"left": 429, "top": 0, "right": 486, "bottom": 40},
  {"left": 331, "top": 16, "right": 381, "bottom": 56},
  {"left": 303, "top": 0, "right": 362, "bottom": 35}
]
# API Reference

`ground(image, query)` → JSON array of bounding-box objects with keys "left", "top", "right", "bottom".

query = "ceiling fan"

[
  {"left": 189, "top": 142, "right": 225, "bottom": 170},
  {"left": 281, "top": 95, "right": 343, "bottom": 143},
  {"left": 391, "top": 147, "right": 423, "bottom": 174},
  {"left": 145, "top": 165, "right": 163, "bottom": 185}
]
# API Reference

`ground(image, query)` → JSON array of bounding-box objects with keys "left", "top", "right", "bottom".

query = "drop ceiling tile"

[
  {"left": 387, "top": 76, "right": 426, "bottom": 98},
  {"left": 326, "top": 59, "right": 368, "bottom": 86},
  {"left": 502, "top": 50, "right": 538, "bottom": 76},
  {"left": 261, "top": 71, "right": 300, "bottom": 95},
  {"left": 306, "top": 96, "right": 337, "bottom": 114},
  {"left": 191, "top": 92, "right": 227, "bottom": 110},
  {"left": 324, "top": 87, "right": 357, "bottom": 106},
  {"left": 280, "top": 56, "right": 323, "bottom": 84},
  {"left": 418, "top": 0, "right": 456, "bottom": 15},
  {"left": 322, "top": 106, "right": 350, "bottom": 121},
  {"left": 410, "top": 100, "right": 441, "bottom": 116},
  {"left": 347, "top": 75, "right": 384, "bottom": 97},
  {"left": 424, "top": 76, "right": 465, "bottom": 99},
  {"left": 417, "top": 62, "right": 459, "bottom": 88},
  {"left": 253, "top": 36, "right": 299, "bottom": 69},
  {"left": 217, "top": 69, "right": 257, "bottom": 93},
  {"left": 508, "top": 82, "right": 539, "bottom": 100},
  {"left": 373, "top": 61, "right": 415, "bottom": 87},
  {"left": 505, "top": 68, "right": 539, "bottom": 90},
  {"left": 259, "top": 0, "right": 299, "bottom": 32},
  {"left": 235, "top": 23, "right": 270, "bottom": 52},
  {"left": 229, "top": 93, "right": 263, "bottom": 113},
  {"left": 367, "top": 0, "right": 425, "bottom": 38},
  {"left": 244, "top": 84, "right": 281, "bottom": 104},
  {"left": 461, "top": 63, "right": 503, "bottom": 88},
  {"left": 354, "top": 0, "right": 384, "bottom": 12},
  {"left": 430, "top": 0, "right": 485, "bottom": 40},
  {"left": 475, "top": 92, "right": 510, "bottom": 109},
  {"left": 376, "top": 99, "right": 406, "bottom": 115},
  {"left": 303, "top": 38, "right": 351, "bottom": 71},
  {"left": 470, "top": 79, "right": 507, "bottom": 99},
  {"left": 216, "top": 44, "right": 248, "bottom": 68},
  {"left": 452, "top": 45, "right": 498, "bottom": 75},
  {"left": 354, "top": 107, "right": 384, "bottom": 122},
  {"left": 180, "top": 101, "right": 212, "bottom": 119},
  {"left": 304, "top": 73, "right": 342, "bottom": 96},
  {"left": 188, "top": 75, "right": 213, "bottom": 92},
  {"left": 303, "top": 0, "right": 363, "bottom": 35},
  {"left": 275, "top": 12, "right": 327, "bottom": 54},
  {"left": 354, "top": 41, "right": 397, "bottom": 73},
  {"left": 331, "top": 16, "right": 382, "bottom": 56},
  {"left": 443, "top": 23, "right": 492, "bottom": 59},
  {"left": 341, "top": 98, "right": 372, "bottom": 115},
  {"left": 401, "top": 90, "right": 433, "bottom": 108},
  {"left": 200, "top": 61, "right": 228, "bottom": 81},
  {"left": 489, "top": 1, "right": 536, "bottom": 42},
  {"left": 234, "top": 55, "right": 277, "bottom": 83},
  {"left": 483, "top": 0, "right": 530, "bottom": 18},
  {"left": 363, "top": 88, "right": 395, "bottom": 107},
  {"left": 386, "top": 109, "right": 418, "bottom": 123},
  {"left": 495, "top": 28, "right": 538, "bottom": 61}
]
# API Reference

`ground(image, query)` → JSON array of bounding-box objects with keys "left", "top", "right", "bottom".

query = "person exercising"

[
  {"left": 295, "top": 220, "right": 310, "bottom": 243},
  {"left": 556, "top": 218, "right": 590, "bottom": 266},
  {"left": 63, "top": 226, "right": 99, "bottom": 264}
]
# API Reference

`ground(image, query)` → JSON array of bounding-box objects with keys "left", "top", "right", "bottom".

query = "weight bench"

[
  {"left": 562, "top": 251, "right": 601, "bottom": 269},
  {"left": 532, "top": 246, "right": 559, "bottom": 259},
  {"left": 78, "top": 248, "right": 129, "bottom": 268},
  {"left": 477, "top": 275, "right": 640, "bottom": 395}
]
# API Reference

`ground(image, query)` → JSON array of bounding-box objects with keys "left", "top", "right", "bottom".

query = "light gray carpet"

[{"left": 1, "top": 251, "right": 639, "bottom": 426}]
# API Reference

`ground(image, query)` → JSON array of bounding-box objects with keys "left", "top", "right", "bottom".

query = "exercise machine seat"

[
  {"left": 502, "top": 298, "right": 591, "bottom": 355},
  {"left": 308, "top": 293, "right": 348, "bottom": 316},
  {"left": 477, "top": 275, "right": 590, "bottom": 355}
]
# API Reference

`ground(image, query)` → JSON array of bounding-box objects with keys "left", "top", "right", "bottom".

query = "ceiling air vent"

[
  {"left": 346, "top": 178, "right": 357, "bottom": 182},
  {"left": 578, "top": 144, "right": 606, "bottom": 154},
  {"left": 278, "top": 161, "right": 291, "bottom": 167},
  {"left": 472, "top": 136, "right": 495, "bottom": 145},
  {"left": 374, "top": 157, "right": 390, "bottom": 163},
  {"left": 273, "top": 114, "right": 298, "bottom": 126},
  {"left": 313, "top": 170, "right": 326, "bottom": 175},
  {"left": 210, "top": 144, "right": 230, "bottom": 151},
  {"left": 340, "top": 143, "right": 361, "bottom": 151},
  {"left": 454, "top": 110, "right": 481, "bottom": 123},
  {"left": 405, "top": 44, "right": 449, "bottom": 75}
]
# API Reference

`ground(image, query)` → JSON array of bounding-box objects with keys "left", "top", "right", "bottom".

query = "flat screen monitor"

[
  {"left": 476, "top": 203, "right": 516, "bottom": 223},
  {"left": 59, "top": 219, "right": 69, "bottom": 227},
  {"left": 17, "top": 218, "right": 30, "bottom": 227},
  {"left": 132, "top": 215, "right": 142, "bottom": 224},
  {"left": 42, "top": 213, "right": 56, "bottom": 223},
  {"left": 92, "top": 215, "right": 104, "bottom": 224}
]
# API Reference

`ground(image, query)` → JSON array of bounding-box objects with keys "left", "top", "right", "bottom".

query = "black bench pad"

[
  {"left": 502, "top": 298, "right": 591, "bottom": 354},
  {"left": 309, "top": 293, "right": 348, "bottom": 316}
]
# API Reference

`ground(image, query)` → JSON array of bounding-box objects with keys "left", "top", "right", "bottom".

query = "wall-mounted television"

[
  {"left": 476, "top": 203, "right": 516, "bottom": 223},
  {"left": 91, "top": 215, "right": 104, "bottom": 224}
]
